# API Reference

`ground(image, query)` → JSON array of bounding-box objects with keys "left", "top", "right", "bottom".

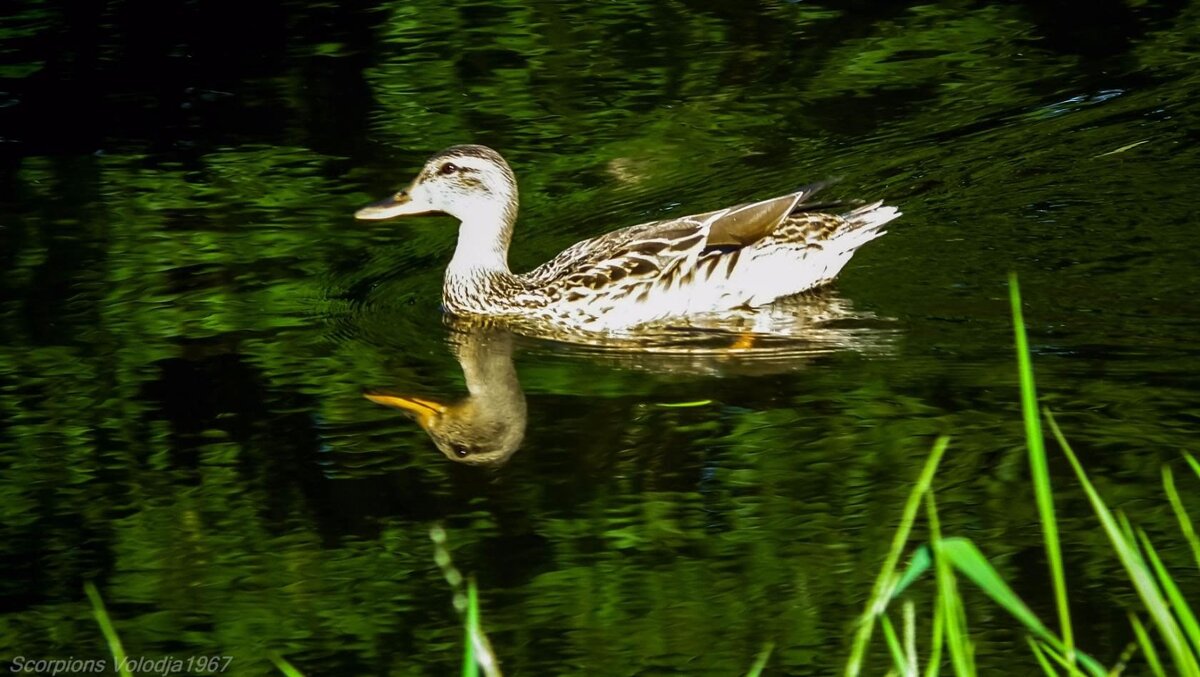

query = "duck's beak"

[
  {"left": 364, "top": 393, "right": 447, "bottom": 428},
  {"left": 355, "top": 186, "right": 434, "bottom": 220}
]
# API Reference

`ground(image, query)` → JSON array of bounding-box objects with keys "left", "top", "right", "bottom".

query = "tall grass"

[
  {"left": 85, "top": 581, "right": 310, "bottom": 677},
  {"left": 430, "top": 524, "right": 502, "bottom": 677},
  {"left": 845, "top": 275, "right": 1200, "bottom": 676},
  {"left": 846, "top": 437, "right": 951, "bottom": 675},
  {"left": 1009, "top": 272, "right": 1076, "bottom": 673},
  {"left": 84, "top": 582, "right": 133, "bottom": 677}
]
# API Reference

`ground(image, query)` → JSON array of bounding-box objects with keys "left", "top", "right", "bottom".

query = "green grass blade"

[
  {"left": 927, "top": 493, "right": 975, "bottom": 677},
  {"left": 881, "top": 613, "right": 912, "bottom": 676},
  {"left": 1164, "top": 465, "right": 1200, "bottom": 572},
  {"left": 431, "top": 525, "right": 501, "bottom": 677},
  {"left": 268, "top": 653, "right": 305, "bottom": 677},
  {"left": 1037, "top": 641, "right": 1088, "bottom": 675},
  {"left": 463, "top": 579, "right": 480, "bottom": 677},
  {"left": 465, "top": 579, "right": 503, "bottom": 677},
  {"left": 1116, "top": 512, "right": 1141, "bottom": 549},
  {"left": 655, "top": 399, "right": 713, "bottom": 408},
  {"left": 745, "top": 642, "right": 774, "bottom": 677},
  {"left": 1186, "top": 453, "right": 1200, "bottom": 482},
  {"left": 937, "top": 538, "right": 1106, "bottom": 676},
  {"left": 1009, "top": 274, "right": 1076, "bottom": 670},
  {"left": 84, "top": 582, "right": 133, "bottom": 677},
  {"left": 1045, "top": 410, "right": 1200, "bottom": 676},
  {"left": 923, "top": 595, "right": 945, "bottom": 677},
  {"left": 940, "top": 538, "right": 1049, "bottom": 634},
  {"left": 1130, "top": 613, "right": 1168, "bottom": 677},
  {"left": 845, "top": 436, "right": 951, "bottom": 677},
  {"left": 894, "top": 546, "right": 933, "bottom": 600},
  {"left": 1136, "top": 529, "right": 1200, "bottom": 653},
  {"left": 1111, "top": 639, "right": 1140, "bottom": 676},
  {"left": 1027, "top": 638, "right": 1062, "bottom": 676},
  {"left": 904, "top": 601, "right": 918, "bottom": 676}
]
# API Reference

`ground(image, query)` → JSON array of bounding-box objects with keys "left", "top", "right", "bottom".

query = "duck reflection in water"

[
  {"left": 365, "top": 325, "right": 526, "bottom": 467},
  {"left": 366, "top": 292, "right": 894, "bottom": 467}
]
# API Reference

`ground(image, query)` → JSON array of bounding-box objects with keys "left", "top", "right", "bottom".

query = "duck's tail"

[
  {"left": 736, "top": 201, "right": 900, "bottom": 306},
  {"left": 840, "top": 201, "right": 901, "bottom": 242}
]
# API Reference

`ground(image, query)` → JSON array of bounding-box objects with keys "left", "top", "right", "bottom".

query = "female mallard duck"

[{"left": 356, "top": 145, "right": 899, "bottom": 334}]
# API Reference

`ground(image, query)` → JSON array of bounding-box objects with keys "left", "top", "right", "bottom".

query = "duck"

[{"left": 356, "top": 144, "right": 899, "bottom": 334}]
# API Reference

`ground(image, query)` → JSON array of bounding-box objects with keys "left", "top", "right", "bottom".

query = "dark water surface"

[{"left": 3, "top": 1, "right": 1200, "bottom": 674}]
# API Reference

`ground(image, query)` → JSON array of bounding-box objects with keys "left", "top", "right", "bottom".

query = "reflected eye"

[{"left": 438, "top": 162, "right": 459, "bottom": 176}]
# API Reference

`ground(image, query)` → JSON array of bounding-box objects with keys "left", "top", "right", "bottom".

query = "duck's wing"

[{"left": 526, "top": 184, "right": 829, "bottom": 292}]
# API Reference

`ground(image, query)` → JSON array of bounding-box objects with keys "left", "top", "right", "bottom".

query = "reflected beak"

[
  {"left": 364, "top": 393, "right": 447, "bottom": 428},
  {"left": 355, "top": 187, "right": 434, "bottom": 220}
]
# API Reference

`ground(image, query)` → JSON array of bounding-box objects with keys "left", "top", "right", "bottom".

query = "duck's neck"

[
  {"left": 444, "top": 196, "right": 521, "bottom": 313},
  {"left": 458, "top": 330, "right": 524, "bottom": 415}
]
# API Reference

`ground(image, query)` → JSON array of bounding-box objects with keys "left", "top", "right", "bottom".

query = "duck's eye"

[
  {"left": 438, "top": 162, "right": 459, "bottom": 176},
  {"left": 451, "top": 444, "right": 469, "bottom": 458}
]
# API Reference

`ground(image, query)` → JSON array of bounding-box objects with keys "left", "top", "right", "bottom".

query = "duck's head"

[
  {"left": 363, "top": 393, "right": 524, "bottom": 467},
  {"left": 355, "top": 144, "right": 518, "bottom": 225}
]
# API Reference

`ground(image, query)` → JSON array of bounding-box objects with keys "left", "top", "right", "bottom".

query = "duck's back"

[{"left": 513, "top": 188, "right": 899, "bottom": 332}]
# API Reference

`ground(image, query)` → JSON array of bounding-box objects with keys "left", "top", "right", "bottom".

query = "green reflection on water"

[{"left": 2, "top": 0, "right": 1199, "bottom": 674}]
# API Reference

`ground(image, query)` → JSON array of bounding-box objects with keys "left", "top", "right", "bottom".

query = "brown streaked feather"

[
  {"left": 626, "top": 240, "right": 672, "bottom": 256},
  {"left": 625, "top": 257, "right": 659, "bottom": 277},
  {"left": 776, "top": 212, "right": 850, "bottom": 245}
]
